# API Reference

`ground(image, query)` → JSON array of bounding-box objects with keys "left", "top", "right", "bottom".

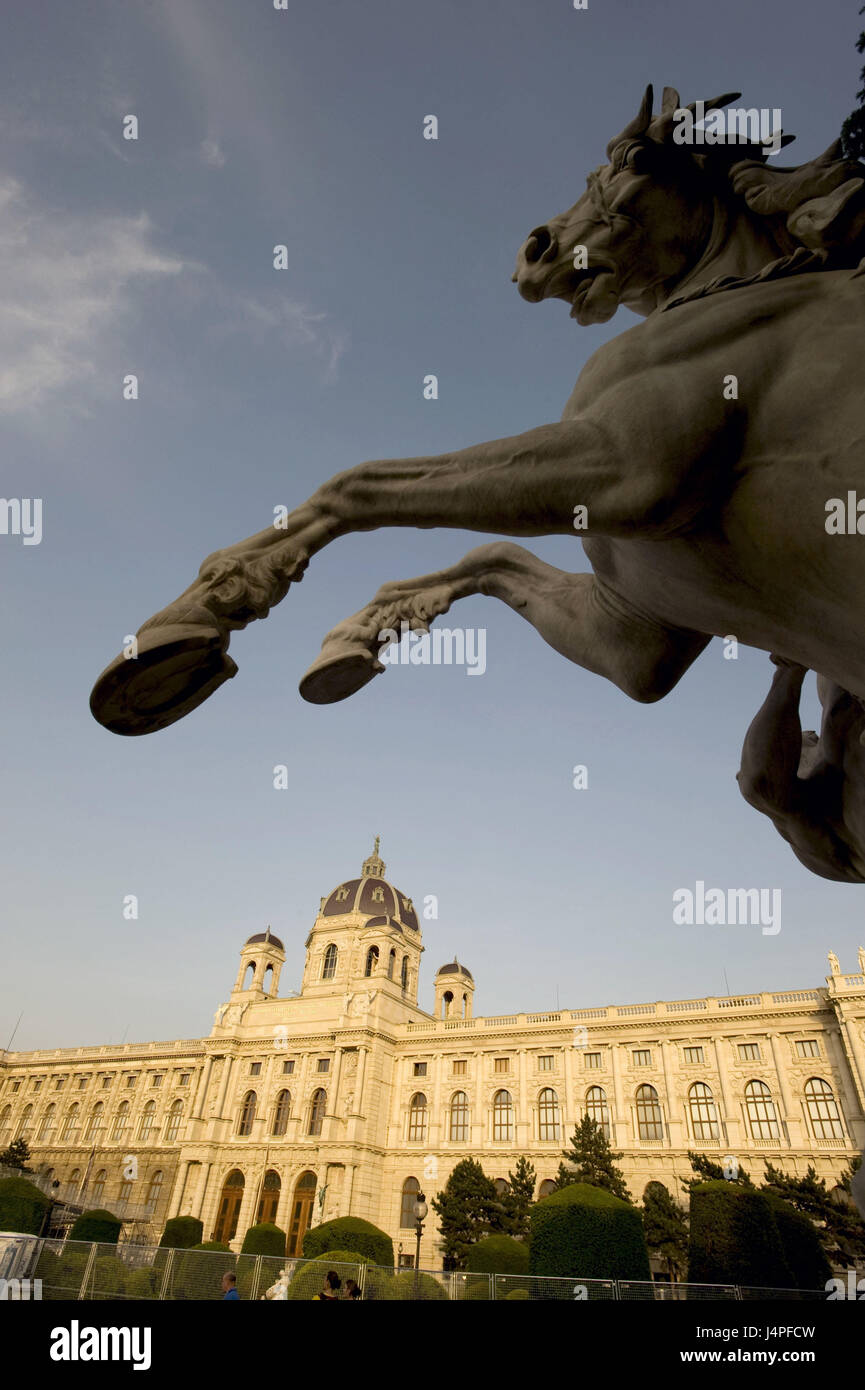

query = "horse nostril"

[{"left": 524, "top": 226, "right": 556, "bottom": 264}]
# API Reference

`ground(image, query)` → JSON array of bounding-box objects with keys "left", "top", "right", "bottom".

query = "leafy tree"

[
  {"left": 499, "top": 1156, "right": 536, "bottom": 1238},
  {"left": 0, "top": 1139, "right": 31, "bottom": 1172},
  {"left": 841, "top": 5, "right": 865, "bottom": 159},
  {"left": 641, "top": 1180, "right": 689, "bottom": 1279},
  {"left": 552, "top": 1116, "right": 631, "bottom": 1203},
  {"left": 762, "top": 1161, "right": 865, "bottom": 1268},
  {"left": 431, "top": 1159, "right": 500, "bottom": 1269},
  {"left": 680, "top": 1150, "right": 752, "bottom": 1195}
]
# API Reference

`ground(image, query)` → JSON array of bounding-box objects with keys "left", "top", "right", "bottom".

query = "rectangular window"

[
  {"left": 317, "top": 1058, "right": 330, "bottom": 1074},
  {"left": 494, "top": 1058, "right": 510, "bottom": 1074},
  {"left": 282, "top": 1060, "right": 295, "bottom": 1075},
  {"left": 101, "top": 1075, "right": 112, "bottom": 1089},
  {"left": 151, "top": 1075, "right": 163, "bottom": 1088},
  {"left": 796, "top": 1039, "right": 820, "bottom": 1058},
  {"left": 55, "top": 1078, "right": 65, "bottom": 1091},
  {"left": 452, "top": 1060, "right": 466, "bottom": 1075},
  {"left": 250, "top": 1062, "right": 262, "bottom": 1076},
  {"left": 738, "top": 1043, "right": 760, "bottom": 1062},
  {"left": 584, "top": 1052, "right": 602, "bottom": 1069},
  {"left": 632, "top": 1050, "right": 652, "bottom": 1067},
  {"left": 126, "top": 1075, "right": 138, "bottom": 1088},
  {"left": 683, "top": 1047, "right": 705, "bottom": 1064},
  {"left": 10, "top": 1081, "right": 20, "bottom": 1093},
  {"left": 179, "top": 1073, "right": 190, "bottom": 1086},
  {"left": 33, "top": 1079, "right": 43, "bottom": 1092},
  {"left": 413, "top": 1062, "right": 427, "bottom": 1077},
  {"left": 538, "top": 1055, "right": 554, "bottom": 1071},
  {"left": 77, "top": 1077, "right": 88, "bottom": 1090}
]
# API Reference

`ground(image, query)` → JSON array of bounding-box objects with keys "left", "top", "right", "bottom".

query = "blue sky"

[{"left": 1, "top": 0, "right": 863, "bottom": 1051}]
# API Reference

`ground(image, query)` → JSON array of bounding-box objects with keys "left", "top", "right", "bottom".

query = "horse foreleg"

[{"left": 299, "top": 541, "right": 710, "bottom": 705}]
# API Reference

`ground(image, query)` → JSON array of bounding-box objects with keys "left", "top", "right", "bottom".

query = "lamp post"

[{"left": 413, "top": 1192, "right": 427, "bottom": 1291}]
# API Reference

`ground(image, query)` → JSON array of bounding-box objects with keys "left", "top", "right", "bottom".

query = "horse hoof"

[
  {"left": 299, "top": 640, "right": 384, "bottom": 704},
  {"left": 90, "top": 624, "right": 237, "bottom": 735}
]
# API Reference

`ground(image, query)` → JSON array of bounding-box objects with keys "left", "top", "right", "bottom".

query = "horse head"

[{"left": 512, "top": 84, "right": 865, "bottom": 322}]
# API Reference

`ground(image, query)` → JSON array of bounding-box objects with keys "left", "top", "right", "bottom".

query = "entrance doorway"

[
  {"left": 213, "top": 1169, "right": 244, "bottom": 1244},
  {"left": 287, "top": 1170, "right": 317, "bottom": 1256}
]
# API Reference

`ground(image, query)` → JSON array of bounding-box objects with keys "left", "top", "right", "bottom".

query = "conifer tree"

[{"left": 551, "top": 1115, "right": 632, "bottom": 1203}]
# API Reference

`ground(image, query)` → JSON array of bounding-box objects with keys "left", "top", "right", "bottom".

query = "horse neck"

[{"left": 669, "top": 196, "right": 788, "bottom": 299}]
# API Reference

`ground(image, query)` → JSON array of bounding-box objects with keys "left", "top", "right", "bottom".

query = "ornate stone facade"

[{"left": 2, "top": 847, "right": 863, "bottom": 1266}]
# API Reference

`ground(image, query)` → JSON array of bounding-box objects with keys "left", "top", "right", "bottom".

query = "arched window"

[
  {"left": 118, "top": 1173, "right": 134, "bottom": 1205},
  {"left": 15, "top": 1104, "right": 34, "bottom": 1141},
  {"left": 37, "top": 1104, "right": 57, "bottom": 1142},
  {"left": 258, "top": 1169, "right": 281, "bottom": 1224},
  {"left": 61, "top": 1104, "right": 80, "bottom": 1141},
  {"left": 636, "top": 1084, "right": 664, "bottom": 1140},
  {"left": 494, "top": 1178, "right": 509, "bottom": 1196},
  {"left": 308, "top": 1089, "right": 326, "bottom": 1135},
  {"left": 387, "top": 949, "right": 396, "bottom": 980},
  {"left": 242, "top": 962, "right": 256, "bottom": 990},
  {"left": 364, "top": 946, "right": 379, "bottom": 977},
  {"left": 449, "top": 1091, "right": 469, "bottom": 1141},
  {"left": 272, "top": 1089, "right": 292, "bottom": 1136},
  {"left": 137, "top": 1100, "right": 156, "bottom": 1141},
  {"left": 538, "top": 1179, "right": 556, "bottom": 1198},
  {"left": 585, "top": 1086, "right": 611, "bottom": 1140},
  {"left": 69, "top": 1168, "right": 81, "bottom": 1190},
  {"left": 263, "top": 964, "right": 274, "bottom": 994},
  {"left": 408, "top": 1093, "right": 428, "bottom": 1142},
  {"left": 538, "top": 1088, "right": 561, "bottom": 1142},
  {"left": 744, "top": 1080, "right": 779, "bottom": 1140},
  {"left": 804, "top": 1078, "right": 845, "bottom": 1140},
  {"left": 322, "top": 944, "right": 338, "bottom": 980},
  {"left": 401, "top": 956, "right": 409, "bottom": 990},
  {"left": 145, "top": 1170, "right": 164, "bottom": 1211},
  {"left": 111, "top": 1102, "right": 129, "bottom": 1141},
  {"left": 287, "top": 1170, "right": 317, "bottom": 1256},
  {"left": 164, "top": 1100, "right": 183, "bottom": 1143},
  {"left": 238, "top": 1091, "right": 257, "bottom": 1137},
  {"left": 688, "top": 1082, "right": 719, "bottom": 1141},
  {"left": 84, "top": 1102, "right": 104, "bottom": 1141},
  {"left": 0, "top": 1106, "right": 11, "bottom": 1146},
  {"left": 493, "top": 1089, "right": 514, "bottom": 1142},
  {"left": 442, "top": 990, "right": 454, "bottom": 1018},
  {"left": 213, "top": 1169, "right": 245, "bottom": 1244},
  {"left": 400, "top": 1176, "right": 420, "bottom": 1228},
  {"left": 92, "top": 1169, "right": 107, "bottom": 1205}
]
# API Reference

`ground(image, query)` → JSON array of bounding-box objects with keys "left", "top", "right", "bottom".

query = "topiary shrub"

[
  {"left": 51, "top": 1250, "right": 89, "bottom": 1299},
  {"left": 302, "top": 1217, "right": 393, "bottom": 1268},
  {"left": 761, "top": 1195, "right": 830, "bottom": 1291},
  {"left": 388, "top": 1271, "right": 448, "bottom": 1301},
  {"left": 172, "top": 1245, "right": 236, "bottom": 1301},
  {"left": 286, "top": 1250, "right": 368, "bottom": 1301},
  {"left": 91, "top": 1255, "right": 128, "bottom": 1298},
  {"left": 0, "top": 1176, "right": 51, "bottom": 1234},
  {"left": 302, "top": 1216, "right": 393, "bottom": 1269},
  {"left": 462, "top": 1279, "right": 491, "bottom": 1300},
  {"left": 529, "top": 1182, "right": 650, "bottom": 1280},
  {"left": 504, "top": 1287, "right": 530, "bottom": 1300},
  {"left": 34, "top": 1246, "right": 61, "bottom": 1287},
  {"left": 124, "top": 1266, "right": 159, "bottom": 1299},
  {"left": 69, "top": 1209, "right": 122, "bottom": 1244},
  {"left": 465, "top": 1235, "right": 530, "bottom": 1275},
  {"left": 240, "top": 1222, "right": 287, "bottom": 1258},
  {"left": 687, "top": 1182, "right": 793, "bottom": 1288},
  {"left": 159, "top": 1215, "right": 203, "bottom": 1249}
]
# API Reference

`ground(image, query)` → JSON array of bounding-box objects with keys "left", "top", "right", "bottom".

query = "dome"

[
  {"left": 245, "top": 930, "right": 284, "bottom": 952},
  {"left": 436, "top": 957, "right": 473, "bottom": 982},
  {"left": 321, "top": 839, "right": 419, "bottom": 932}
]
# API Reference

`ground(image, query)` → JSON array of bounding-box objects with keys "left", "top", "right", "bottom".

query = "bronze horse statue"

[{"left": 92, "top": 86, "right": 865, "bottom": 875}]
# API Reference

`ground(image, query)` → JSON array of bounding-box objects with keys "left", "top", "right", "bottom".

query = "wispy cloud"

[{"left": 200, "top": 138, "right": 226, "bottom": 168}]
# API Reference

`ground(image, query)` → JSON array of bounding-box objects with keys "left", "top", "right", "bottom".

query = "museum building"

[{"left": 1, "top": 842, "right": 864, "bottom": 1266}]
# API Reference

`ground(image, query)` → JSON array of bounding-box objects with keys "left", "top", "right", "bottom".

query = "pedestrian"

[
  {"left": 314, "top": 1270, "right": 341, "bottom": 1300},
  {"left": 344, "top": 1279, "right": 361, "bottom": 1300},
  {"left": 222, "top": 1272, "right": 239, "bottom": 1300}
]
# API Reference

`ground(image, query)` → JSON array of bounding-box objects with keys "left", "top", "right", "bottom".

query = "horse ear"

[
  {"left": 606, "top": 84, "right": 653, "bottom": 157},
  {"left": 661, "top": 87, "right": 680, "bottom": 115}
]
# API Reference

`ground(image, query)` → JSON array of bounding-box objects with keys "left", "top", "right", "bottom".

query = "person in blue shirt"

[{"left": 222, "top": 1272, "right": 239, "bottom": 1300}]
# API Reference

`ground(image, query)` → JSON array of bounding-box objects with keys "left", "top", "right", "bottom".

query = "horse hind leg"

[{"left": 299, "top": 540, "right": 710, "bottom": 704}]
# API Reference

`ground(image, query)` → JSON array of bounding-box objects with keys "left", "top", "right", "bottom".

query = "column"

[
  {"left": 215, "top": 1056, "right": 234, "bottom": 1119},
  {"left": 769, "top": 1033, "right": 798, "bottom": 1145},
  {"left": 190, "top": 1055, "right": 214, "bottom": 1120},
  {"left": 838, "top": 1014, "right": 865, "bottom": 1113},
  {"left": 712, "top": 1036, "right": 740, "bottom": 1147},
  {"left": 609, "top": 1044, "right": 627, "bottom": 1147},
  {"left": 660, "top": 1040, "right": 682, "bottom": 1146}
]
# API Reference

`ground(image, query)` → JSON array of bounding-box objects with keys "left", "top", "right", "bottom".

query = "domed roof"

[
  {"left": 436, "top": 957, "right": 473, "bottom": 981},
  {"left": 321, "top": 839, "right": 419, "bottom": 932},
  {"left": 245, "top": 929, "right": 284, "bottom": 952}
]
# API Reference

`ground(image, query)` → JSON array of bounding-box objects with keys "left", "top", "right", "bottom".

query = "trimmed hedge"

[
  {"left": 286, "top": 1250, "right": 368, "bottom": 1301},
  {"left": 688, "top": 1182, "right": 793, "bottom": 1288},
  {"left": 763, "top": 1195, "right": 831, "bottom": 1291},
  {"left": 240, "top": 1223, "right": 287, "bottom": 1258},
  {"left": 504, "top": 1287, "right": 530, "bottom": 1300},
  {"left": 125, "top": 1267, "right": 159, "bottom": 1299},
  {"left": 302, "top": 1216, "right": 394, "bottom": 1268},
  {"left": 389, "top": 1271, "right": 448, "bottom": 1301},
  {"left": 0, "top": 1176, "right": 51, "bottom": 1234},
  {"left": 160, "top": 1216, "right": 203, "bottom": 1249},
  {"left": 69, "top": 1209, "right": 121, "bottom": 1244},
  {"left": 465, "top": 1235, "right": 529, "bottom": 1275},
  {"left": 173, "top": 1245, "right": 236, "bottom": 1301},
  {"left": 529, "top": 1182, "right": 650, "bottom": 1280}
]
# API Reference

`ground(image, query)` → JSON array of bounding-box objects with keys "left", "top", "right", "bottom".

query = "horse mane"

[{"left": 609, "top": 85, "right": 865, "bottom": 263}]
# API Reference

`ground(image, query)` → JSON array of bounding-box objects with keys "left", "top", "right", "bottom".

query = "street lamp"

[{"left": 413, "top": 1193, "right": 427, "bottom": 1290}]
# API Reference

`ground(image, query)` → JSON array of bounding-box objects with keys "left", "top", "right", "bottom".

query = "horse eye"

[{"left": 624, "top": 144, "right": 648, "bottom": 172}]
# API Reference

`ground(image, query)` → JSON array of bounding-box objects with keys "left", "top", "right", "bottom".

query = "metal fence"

[{"left": 2, "top": 1237, "right": 838, "bottom": 1302}]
